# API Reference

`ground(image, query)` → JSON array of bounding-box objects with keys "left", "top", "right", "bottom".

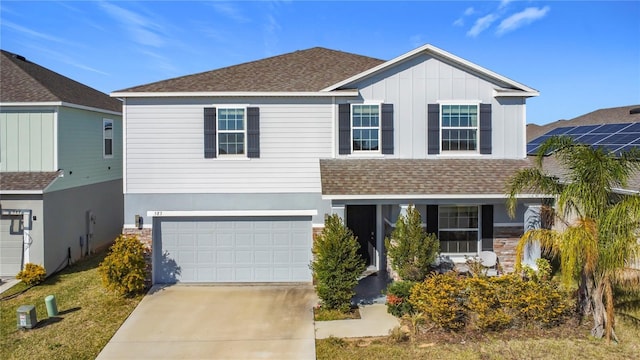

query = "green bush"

[
  {"left": 385, "top": 205, "right": 439, "bottom": 281},
  {"left": 385, "top": 280, "right": 416, "bottom": 317},
  {"left": 16, "top": 263, "right": 46, "bottom": 286},
  {"left": 465, "top": 276, "right": 513, "bottom": 331},
  {"left": 99, "top": 234, "right": 148, "bottom": 296},
  {"left": 310, "top": 214, "right": 366, "bottom": 313}
]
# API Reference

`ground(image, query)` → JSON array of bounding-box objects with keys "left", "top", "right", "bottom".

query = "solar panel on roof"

[{"left": 526, "top": 122, "right": 640, "bottom": 156}]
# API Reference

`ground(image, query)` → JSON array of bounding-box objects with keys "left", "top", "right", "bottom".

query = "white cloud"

[
  {"left": 2, "top": 20, "right": 74, "bottom": 45},
  {"left": 99, "top": 1, "right": 165, "bottom": 47},
  {"left": 499, "top": 0, "right": 514, "bottom": 10},
  {"left": 210, "top": 2, "right": 251, "bottom": 23},
  {"left": 467, "top": 14, "right": 499, "bottom": 38},
  {"left": 497, "top": 6, "right": 550, "bottom": 35},
  {"left": 454, "top": 7, "right": 475, "bottom": 27}
]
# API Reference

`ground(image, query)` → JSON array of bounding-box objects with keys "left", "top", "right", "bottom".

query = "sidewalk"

[
  {"left": 0, "top": 279, "right": 20, "bottom": 295},
  {"left": 314, "top": 303, "right": 400, "bottom": 339}
]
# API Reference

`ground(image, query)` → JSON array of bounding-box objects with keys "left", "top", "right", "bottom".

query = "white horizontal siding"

[
  {"left": 125, "top": 99, "right": 332, "bottom": 193},
  {"left": 351, "top": 54, "right": 527, "bottom": 159}
]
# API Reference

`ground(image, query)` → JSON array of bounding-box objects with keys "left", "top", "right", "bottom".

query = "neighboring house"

[
  {"left": 0, "top": 50, "right": 123, "bottom": 277},
  {"left": 112, "top": 44, "right": 543, "bottom": 284},
  {"left": 526, "top": 105, "right": 640, "bottom": 270}
]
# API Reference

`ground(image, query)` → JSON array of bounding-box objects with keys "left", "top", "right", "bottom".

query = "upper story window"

[
  {"left": 103, "top": 119, "right": 113, "bottom": 158},
  {"left": 218, "top": 108, "right": 245, "bottom": 156},
  {"left": 352, "top": 104, "right": 380, "bottom": 152},
  {"left": 441, "top": 104, "right": 478, "bottom": 152}
]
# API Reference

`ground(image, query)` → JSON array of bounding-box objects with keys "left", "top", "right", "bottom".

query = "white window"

[
  {"left": 441, "top": 104, "right": 478, "bottom": 152},
  {"left": 439, "top": 206, "right": 479, "bottom": 253},
  {"left": 103, "top": 119, "right": 113, "bottom": 158},
  {"left": 352, "top": 104, "right": 380, "bottom": 152},
  {"left": 218, "top": 108, "right": 245, "bottom": 156}
]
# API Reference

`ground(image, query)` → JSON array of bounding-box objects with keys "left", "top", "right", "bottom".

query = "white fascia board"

[
  {"left": 0, "top": 102, "right": 122, "bottom": 116},
  {"left": 493, "top": 89, "right": 540, "bottom": 98},
  {"left": 322, "top": 44, "right": 539, "bottom": 95},
  {"left": 0, "top": 190, "right": 43, "bottom": 195},
  {"left": 146, "top": 210, "right": 318, "bottom": 217},
  {"left": 322, "top": 193, "right": 549, "bottom": 200},
  {"left": 110, "top": 90, "right": 359, "bottom": 98}
]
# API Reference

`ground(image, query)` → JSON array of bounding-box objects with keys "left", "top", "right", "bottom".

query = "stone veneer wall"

[
  {"left": 122, "top": 227, "right": 153, "bottom": 284},
  {"left": 493, "top": 226, "right": 524, "bottom": 273}
]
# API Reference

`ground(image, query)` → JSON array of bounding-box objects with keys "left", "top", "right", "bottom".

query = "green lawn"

[{"left": 0, "top": 252, "right": 144, "bottom": 360}]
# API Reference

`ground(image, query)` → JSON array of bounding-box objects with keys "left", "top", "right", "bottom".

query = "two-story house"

[
  {"left": 0, "top": 50, "right": 123, "bottom": 277},
  {"left": 112, "top": 44, "right": 544, "bottom": 284}
]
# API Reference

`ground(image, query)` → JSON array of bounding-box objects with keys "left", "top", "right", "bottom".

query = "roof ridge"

[{"left": 1, "top": 50, "right": 60, "bottom": 101}]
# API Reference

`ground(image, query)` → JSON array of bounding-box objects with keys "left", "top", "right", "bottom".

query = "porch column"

[
  {"left": 399, "top": 204, "right": 410, "bottom": 217},
  {"left": 331, "top": 205, "right": 345, "bottom": 223},
  {"left": 523, "top": 204, "right": 542, "bottom": 269}
]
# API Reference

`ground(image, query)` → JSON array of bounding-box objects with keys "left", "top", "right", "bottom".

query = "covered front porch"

[{"left": 319, "top": 158, "right": 548, "bottom": 275}]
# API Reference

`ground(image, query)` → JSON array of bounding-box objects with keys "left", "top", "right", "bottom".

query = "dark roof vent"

[
  {"left": 13, "top": 54, "right": 27, "bottom": 62},
  {"left": 630, "top": 107, "right": 640, "bottom": 115}
]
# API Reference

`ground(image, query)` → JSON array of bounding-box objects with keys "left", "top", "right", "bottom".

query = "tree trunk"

[{"left": 590, "top": 280, "right": 605, "bottom": 339}]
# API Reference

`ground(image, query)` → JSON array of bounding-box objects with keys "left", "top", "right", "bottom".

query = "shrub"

[
  {"left": 16, "top": 263, "right": 46, "bottom": 286},
  {"left": 465, "top": 276, "right": 513, "bottom": 331},
  {"left": 410, "top": 272, "right": 467, "bottom": 330},
  {"left": 99, "top": 234, "right": 148, "bottom": 296},
  {"left": 310, "top": 214, "right": 366, "bottom": 313},
  {"left": 385, "top": 205, "right": 439, "bottom": 281},
  {"left": 385, "top": 280, "right": 416, "bottom": 317}
]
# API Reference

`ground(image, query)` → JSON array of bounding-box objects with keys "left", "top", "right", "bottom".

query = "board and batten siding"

[
  {"left": 0, "top": 109, "right": 55, "bottom": 172},
  {"left": 347, "top": 53, "right": 527, "bottom": 159},
  {"left": 124, "top": 97, "right": 333, "bottom": 194},
  {"left": 47, "top": 106, "right": 123, "bottom": 192}
]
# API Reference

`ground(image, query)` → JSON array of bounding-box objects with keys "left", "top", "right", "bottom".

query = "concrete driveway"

[{"left": 96, "top": 285, "right": 317, "bottom": 360}]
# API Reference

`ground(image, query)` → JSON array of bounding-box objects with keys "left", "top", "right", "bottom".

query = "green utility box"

[
  {"left": 45, "top": 295, "right": 58, "bottom": 317},
  {"left": 17, "top": 305, "right": 37, "bottom": 329}
]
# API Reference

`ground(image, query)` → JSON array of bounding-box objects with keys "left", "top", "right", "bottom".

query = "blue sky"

[{"left": 1, "top": 1, "right": 638, "bottom": 125}]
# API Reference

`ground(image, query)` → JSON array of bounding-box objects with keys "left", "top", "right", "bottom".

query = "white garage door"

[
  {"left": 0, "top": 216, "right": 24, "bottom": 277},
  {"left": 154, "top": 217, "right": 312, "bottom": 283}
]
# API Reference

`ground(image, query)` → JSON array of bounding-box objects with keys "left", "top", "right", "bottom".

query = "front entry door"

[{"left": 346, "top": 205, "right": 376, "bottom": 266}]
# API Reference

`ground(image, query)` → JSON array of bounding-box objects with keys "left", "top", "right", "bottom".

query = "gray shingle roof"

[
  {"left": 0, "top": 50, "right": 122, "bottom": 113},
  {"left": 319, "top": 159, "right": 533, "bottom": 196},
  {"left": 115, "top": 47, "right": 385, "bottom": 93},
  {"left": 0, "top": 172, "right": 60, "bottom": 191}
]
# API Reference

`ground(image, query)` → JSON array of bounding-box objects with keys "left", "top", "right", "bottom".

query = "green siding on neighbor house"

[
  {"left": 47, "top": 106, "right": 122, "bottom": 192},
  {"left": 0, "top": 109, "right": 55, "bottom": 172}
]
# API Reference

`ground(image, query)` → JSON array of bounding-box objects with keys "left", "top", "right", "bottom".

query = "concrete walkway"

[
  {"left": 314, "top": 303, "right": 400, "bottom": 339},
  {"left": 97, "top": 285, "right": 318, "bottom": 360},
  {"left": 0, "top": 279, "right": 20, "bottom": 294}
]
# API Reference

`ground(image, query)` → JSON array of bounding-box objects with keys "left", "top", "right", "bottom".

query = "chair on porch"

[{"left": 479, "top": 251, "right": 499, "bottom": 277}]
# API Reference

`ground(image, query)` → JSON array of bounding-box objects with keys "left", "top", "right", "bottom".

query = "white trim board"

[
  {"left": 146, "top": 210, "right": 318, "bottom": 217},
  {"left": 322, "top": 194, "right": 549, "bottom": 200},
  {"left": 111, "top": 90, "right": 359, "bottom": 98}
]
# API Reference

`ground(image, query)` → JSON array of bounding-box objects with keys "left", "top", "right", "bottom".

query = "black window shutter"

[
  {"left": 479, "top": 103, "right": 492, "bottom": 154},
  {"left": 338, "top": 104, "right": 351, "bottom": 155},
  {"left": 427, "top": 104, "right": 440, "bottom": 154},
  {"left": 247, "top": 107, "right": 260, "bottom": 158},
  {"left": 481, "top": 204, "right": 494, "bottom": 251},
  {"left": 381, "top": 104, "right": 394, "bottom": 154},
  {"left": 426, "top": 205, "right": 438, "bottom": 235},
  {"left": 204, "top": 107, "right": 217, "bottom": 158}
]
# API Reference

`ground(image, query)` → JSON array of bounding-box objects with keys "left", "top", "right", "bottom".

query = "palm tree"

[{"left": 506, "top": 136, "right": 640, "bottom": 342}]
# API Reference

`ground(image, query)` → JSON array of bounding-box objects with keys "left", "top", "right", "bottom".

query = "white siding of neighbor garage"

[
  {"left": 124, "top": 97, "right": 333, "bottom": 194},
  {"left": 153, "top": 217, "right": 312, "bottom": 283}
]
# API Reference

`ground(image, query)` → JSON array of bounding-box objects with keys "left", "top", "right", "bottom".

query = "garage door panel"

[{"left": 155, "top": 217, "right": 312, "bottom": 283}]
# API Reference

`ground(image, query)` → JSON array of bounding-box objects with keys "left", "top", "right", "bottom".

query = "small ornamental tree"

[
  {"left": 310, "top": 214, "right": 366, "bottom": 313},
  {"left": 385, "top": 205, "right": 439, "bottom": 281},
  {"left": 99, "top": 234, "right": 148, "bottom": 296}
]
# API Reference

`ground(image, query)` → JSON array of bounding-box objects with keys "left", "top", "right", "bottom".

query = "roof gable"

[
  {"left": 323, "top": 44, "right": 539, "bottom": 97},
  {"left": 0, "top": 50, "right": 122, "bottom": 113},
  {"left": 114, "top": 47, "right": 384, "bottom": 94}
]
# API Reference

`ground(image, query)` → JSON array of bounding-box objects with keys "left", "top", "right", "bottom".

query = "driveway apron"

[{"left": 96, "top": 285, "right": 317, "bottom": 359}]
